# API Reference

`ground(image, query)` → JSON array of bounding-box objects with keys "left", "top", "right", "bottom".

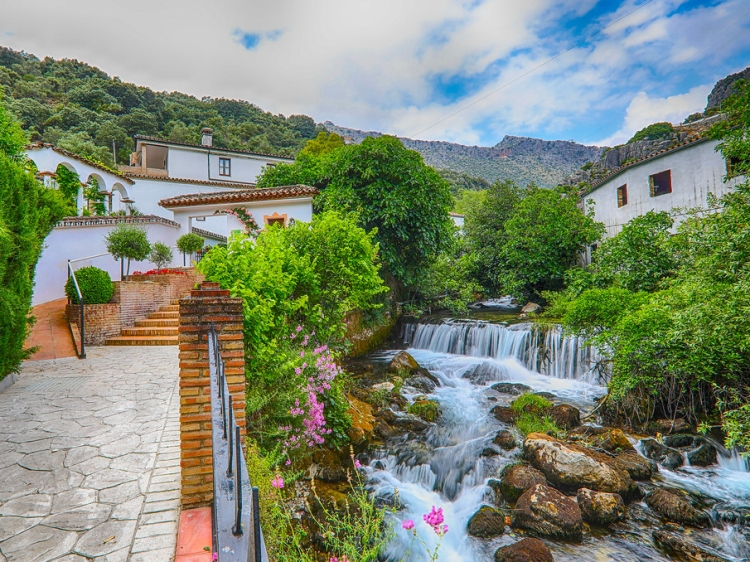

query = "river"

[{"left": 359, "top": 314, "right": 750, "bottom": 561}]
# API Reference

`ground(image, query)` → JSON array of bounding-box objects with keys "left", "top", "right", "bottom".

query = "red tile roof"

[
  {"left": 158, "top": 185, "right": 318, "bottom": 208},
  {"left": 133, "top": 135, "right": 295, "bottom": 161},
  {"left": 123, "top": 173, "right": 257, "bottom": 189},
  {"left": 26, "top": 143, "right": 135, "bottom": 184}
]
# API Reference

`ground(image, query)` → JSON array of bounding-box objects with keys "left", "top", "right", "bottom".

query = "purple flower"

[
  {"left": 401, "top": 519, "right": 415, "bottom": 530},
  {"left": 271, "top": 475, "right": 284, "bottom": 489},
  {"left": 423, "top": 506, "right": 445, "bottom": 528},
  {"left": 354, "top": 459, "right": 362, "bottom": 469}
]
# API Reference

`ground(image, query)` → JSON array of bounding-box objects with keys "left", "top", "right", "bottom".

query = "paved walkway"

[
  {"left": 25, "top": 299, "right": 77, "bottom": 361},
  {"left": 0, "top": 347, "right": 181, "bottom": 562}
]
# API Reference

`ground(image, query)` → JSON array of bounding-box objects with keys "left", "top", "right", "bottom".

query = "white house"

[
  {"left": 582, "top": 137, "right": 742, "bottom": 243},
  {"left": 27, "top": 130, "right": 314, "bottom": 305}
]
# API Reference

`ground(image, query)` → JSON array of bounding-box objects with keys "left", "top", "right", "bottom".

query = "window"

[
  {"left": 219, "top": 157, "right": 231, "bottom": 176},
  {"left": 649, "top": 170, "right": 672, "bottom": 197},
  {"left": 616, "top": 184, "right": 628, "bottom": 207},
  {"left": 264, "top": 212, "right": 287, "bottom": 227}
]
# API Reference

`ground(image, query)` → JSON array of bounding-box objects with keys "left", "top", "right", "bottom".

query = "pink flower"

[
  {"left": 423, "top": 506, "right": 444, "bottom": 527},
  {"left": 271, "top": 475, "right": 284, "bottom": 489},
  {"left": 296, "top": 325, "right": 303, "bottom": 332},
  {"left": 354, "top": 459, "right": 362, "bottom": 469},
  {"left": 401, "top": 519, "right": 415, "bottom": 530},
  {"left": 212, "top": 554, "right": 218, "bottom": 561}
]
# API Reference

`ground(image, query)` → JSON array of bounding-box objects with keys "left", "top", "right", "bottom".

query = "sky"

[{"left": 1, "top": 0, "right": 749, "bottom": 147}]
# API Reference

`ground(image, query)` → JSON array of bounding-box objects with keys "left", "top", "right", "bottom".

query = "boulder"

[
  {"left": 492, "top": 382, "right": 532, "bottom": 395},
  {"left": 463, "top": 362, "right": 507, "bottom": 384},
  {"left": 346, "top": 394, "right": 375, "bottom": 444},
  {"left": 312, "top": 450, "right": 347, "bottom": 483},
  {"left": 404, "top": 375, "right": 436, "bottom": 393},
  {"left": 534, "top": 392, "right": 557, "bottom": 401},
  {"left": 467, "top": 505, "right": 505, "bottom": 538},
  {"left": 645, "top": 489, "right": 710, "bottom": 528},
  {"left": 687, "top": 443, "right": 717, "bottom": 467},
  {"left": 491, "top": 406, "right": 516, "bottom": 424},
  {"left": 663, "top": 434, "right": 696, "bottom": 448},
  {"left": 653, "top": 418, "right": 692, "bottom": 435},
  {"left": 493, "top": 430, "right": 517, "bottom": 451},
  {"left": 640, "top": 438, "right": 684, "bottom": 470},
  {"left": 610, "top": 451, "right": 656, "bottom": 481},
  {"left": 495, "top": 464, "right": 547, "bottom": 502},
  {"left": 521, "top": 302, "right": 542, "bottom": 314},
  {"left": 481, "top": 447, "right": 500, "bottom": 458},
  {"left": 549, "top": 404, "right": 580, "bottom": 430},
  {"left": 653, "top": 530, "right": 728, "bottom": 562},
  {"left": 512, "top": 484, "right": 583, "bottom": 541},
  {"left": 391, "top": 414, "right": 430, "bottom": 433},
  {"left": 374, "top": 422, "right": 394, "bottom": 439},
  {"left": 523, "top": 433, "right": 637, "bottom": 498},
  {"left": 388, "top": 351, "right": 419, "bottom": 373},
  {"left": 577, "top": 488, "right": 626, "bottom": 525},
  {"left": 494, "top": 538, "right": 554, "bottom": 562},
  {"left": 372, "top": 381, "right": 395, "bottom": 392},
  {"left": 592, "top": 429, "right": 635, "bottom": 452}
]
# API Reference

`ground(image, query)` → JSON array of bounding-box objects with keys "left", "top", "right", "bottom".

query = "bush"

[
  {"left": 149, "top": 241, "right": 173, "bottom": 270},
  {"left": 176, "top": 233, "right": 204, "bottom": 255},
  {"left": 65, "top": 266, "right": 114, "bottom": 304},
  {"left": 104, "top": 224, "right": 150, "bottom": 275},
  {"left": 511, "top": 393, "right": 552, "bottom": 414},
  {"left": 628, "top": 122, "right": 674, "bottom": 143},
  {"left": 515, "top": 413, "right": 560, "bottom": 436},
  {"left": 511, "top": 394, "right": 559, "bottom": 436}
]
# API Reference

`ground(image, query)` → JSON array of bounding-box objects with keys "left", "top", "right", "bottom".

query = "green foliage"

[
  {"left": 710, "top": 79, "right": 750, "bottom": 179},
  {"left": 452, "top": 189, "right": 487, "bottom": 214},
  {"left": 511, "top": 394, "right": 558, "bottom": 436},
  {"left": 83, "top": 177, "right": 107, "bottom": 215},
  {"left": 722, "top": 402, "right": 750, "bottom": 453},
  {"left": 0, "top": 47, "right": 325, "bottom": 163},
  {"left": 149, "top": 242, "right": 173, "bottom": 270},
  {"left": 176, "top": 233, "right": 204, "bottom": 255},
  {"left": 683, "top": 112, "right": 705, "bottom": 124},
  {"left": 511, "top": 393, "right": 552, "bottom": 414},
  {"left": 259, "top": 135, "right": 454, "bottom": 286},
  {"left": 198, "top": 211, "right": 386, "bottom": 451},
  {"left": 438, "top": 169, "right": 491, "bottom": 195},
  {"left": 0, "top": 95, "right": 67, "bottom": 378},
  {"left": 299, "top": 131, "right": 344, "bottom": 157},
  {"left": 55, "top": 164, "right": 80, "bottom": 213},
  {"left": 562, "top": 287, "right": 649, "bottom": 340},
  {"left": 497, "top": 186, "right": 604, "bottom": 297},
  {"left": 64, "top": 266, "right": 114, "bottom": 304},
  {"left": 408, "top": 399, "right": 440, "bottom": 422},
  {"left": 628, "top": 122, "right": 675, "bottom": 143},
  {"left": 104, "top": 224, "right": 150, "bottom": 275}
]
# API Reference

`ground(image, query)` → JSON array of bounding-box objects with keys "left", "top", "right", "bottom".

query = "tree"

[
  {"left": 104, "top": 224, "right": 150, "bottom": 275},
  {"left": 628, "top": 122, "right": 674, "bottom": 143},
  {"left": 497, "top": 186, "right": 603, "bottom": 297},
  {"left": 299, "top": 131, "right": 344, "bottom": 157},
  {"left": 149, "top": 242, "right": 173, "bottom": 270},
  {"left": 710, "top": 79, "right": 750, "bottom": 178},
  {"left": 0, "top": 92, "right": 26, "bottom": 158},
  {"left": 176, "top": 233, "right": 204, "bottom": 265}
]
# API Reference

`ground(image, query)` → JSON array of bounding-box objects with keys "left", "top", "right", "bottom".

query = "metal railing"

[
  {"left": 208, "top": 325, "right": 267, "bottom": 562},
  {"left": 66, "top": 260, "right": 86, "bottom": 359}
]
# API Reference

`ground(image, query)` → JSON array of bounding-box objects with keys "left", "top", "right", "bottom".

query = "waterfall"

[{"left": 402, "top": 319, "right": 601, "bottom": 384}]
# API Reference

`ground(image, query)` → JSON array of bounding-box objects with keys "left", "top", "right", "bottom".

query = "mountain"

[
  {"left": 706, "top": 66, "right": 750, "bottom": 111},
  {"left": 324, "top": 122, "right": 603, "bottom": 187}
]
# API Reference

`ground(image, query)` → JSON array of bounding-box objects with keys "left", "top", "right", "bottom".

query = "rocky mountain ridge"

[{"left": 323, "top": 121, "right": 603, "bottom": 188}]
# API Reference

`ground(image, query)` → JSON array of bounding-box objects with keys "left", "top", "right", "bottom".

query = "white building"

[
  {"left": 27, "top": 130, "right": 315, "bottom": 305},
  {"left": 582, "top": 137, "right": 742, "bottom": 241}
]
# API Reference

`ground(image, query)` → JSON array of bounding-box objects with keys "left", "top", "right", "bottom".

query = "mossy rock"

[{"left": 407, "top": 399, "right": 440, "bottom": 422}]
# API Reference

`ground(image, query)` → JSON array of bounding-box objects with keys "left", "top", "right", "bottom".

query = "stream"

[{"left": 358, "top": 312, "right": 750, "bottom": 561}]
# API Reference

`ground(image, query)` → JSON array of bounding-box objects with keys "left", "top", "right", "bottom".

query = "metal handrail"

[
  {"left": 208, "top": 325, "right": 267, "bottom": 562},
  {"left": 66, "top": 260, "right": 86, "bottom": 359},
  {"left": 68, "top": 252, "right": 110, "bottom": 264}
]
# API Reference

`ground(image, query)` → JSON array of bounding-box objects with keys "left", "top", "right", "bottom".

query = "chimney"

[{"left": 201, "top": 127, "right": 213, "bottom": 147}]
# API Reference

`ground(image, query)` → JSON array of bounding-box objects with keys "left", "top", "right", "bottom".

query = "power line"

[{"left": 409, "top": 0, "right": 657, "bottom": 138}]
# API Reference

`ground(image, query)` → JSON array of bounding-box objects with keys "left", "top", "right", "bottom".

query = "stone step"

[
  {"left": 171, "top": 299, "right": 180, "bottom": 306},
  {"left": 135, "top": 318, "right": 179, "bottom": 327},
  {"left": 104, "top": 335, "right": 179, "bottom": 346},
  {"left": 161, "top": 304, "right": 179, "bottom": 312},
  {"left": 121, "top": 327, "right": 178, "bottom": 337},
  {"left": 148, "top": 311, "right": 179, "bottom": 319}
]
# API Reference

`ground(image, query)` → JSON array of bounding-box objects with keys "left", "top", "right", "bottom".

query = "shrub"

[
  {"left": 104, "top": 224, "right": 150, "bottom": 275},
  {"left": 511, "top": 394, "right": 559, "bottom": 436},
  {"left": 176, "top": 233, "right": 204, "bottom": 255},
  {"left": 511, "top": 393, "right": 552, "bottom": 414},
  {"left": 149, "top": 241, "right": 173, "bottom": 270},
  {"left": 515, "top": 413, "right": 560, "bottom": 436},
  {"left": 628, "top": 122, "right": 674, "bottom": 143},
  {"left": 65, "top": 266, "right": 114, "bottom": 304}
]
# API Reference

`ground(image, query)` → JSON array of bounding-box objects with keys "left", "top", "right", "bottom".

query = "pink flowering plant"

[{"left": 400, "top": 506, "right": 449, "bottom": 562}]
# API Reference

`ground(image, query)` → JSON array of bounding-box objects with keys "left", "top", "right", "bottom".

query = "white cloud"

[{"left": 0, "top": 0, "right": 748, "bottom": 146}]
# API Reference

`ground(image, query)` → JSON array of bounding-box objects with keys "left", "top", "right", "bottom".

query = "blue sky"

[{"left": 1, "top": 0, "right": 750, "bottom": 146}]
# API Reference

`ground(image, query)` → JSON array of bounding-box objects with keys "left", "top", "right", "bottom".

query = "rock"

[
  {"left": 467, "top": 505, "right": 505, "bottom": 538},
  {"left": 404, "top": 375, "right": 436, "bottom": 393},
  {"left": 392, "top": 413, "right": 431, "bottom": 433},
  {"left": 521, "top": 302, "right": 542, "bottom": 314},
  {"left": 491, "top": 406, "right": 516, "bottom": 424},
  {"left": 372, "top": 381, "right": 395, "bottom": 392},
  {"left": 374, "top": 422, "right": 394, "bottom": 439},
  {"left": 524, "top": 433, "right": 637, "bottom": 498},
  {"left": 653, "top": 530, "right": 728, "bottom": 562},
  {"left": 513, "top": 484, "right": 583, "bottom": 541},
  {"left": 610, "top": 451, "right": 657, "bottom": 481},
  {"left": 463, "top": 362, "right": 507, "bottom": 384},
  {"left": 492, "top": 382, "right": 532, "bottom": 395},
  {"left": 687, "top": 443, "right": 718, "bottom": 467},
  {"left": 481, "top": 447, "right": 500, "bottom": 457},
  {"left": 407, "top": 399, "right": 440, "bottom": 422},
  {"left": 493, "top": 430, "right": 517, "bottom": 451},
  {"left": 496, "top": 464, "right": 547, "bottom": 502},
  {"left": 346, "top": 394, "right": 375, "bottom": 443},
  {"left": 640, "top": 438, "right": 684, "bottom": 470},
  {"left": 577, "top": 488, "right": 626, "bottom": 525},
  {"left": 592, "top": 429, "right": 635, "bottom": 452},
  {"left": 494, "top": 538, "right": 554, "bottom": 562},
  {"left": 663, "top": 434, "right": 696, "bottom": 448},
  {"left": 549, "top": 404, "right": 580, "bottom": 430},
  {"left": 388, "top": 351, "right": 419, "bottom": 373},
  {"left": 376, "top": 408, "right": 397, "bottom": 424},
  {"left": 645, "top": 489, "right": 710, "bottom": 528},
  {"left": 395, "top": 441, "right": 433, "bottom": 466},
  {"left": 533, "top": 392, "right": 556, "bottom": 401},
  {"left": 653, "top": 418, "right": 692, "bottom": 435},
  {"left": 312, "top": 449, "right": 347, "bottom": 483}
]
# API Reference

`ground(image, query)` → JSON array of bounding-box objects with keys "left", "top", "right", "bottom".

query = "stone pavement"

[{"left": 0, "top": 347, "right": 182, "bottom": 562}]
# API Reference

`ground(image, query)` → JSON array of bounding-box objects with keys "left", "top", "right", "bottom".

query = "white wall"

[
  {"left": 33, "top": 222, "right": 182, "bottom": 306},
  {"left": 165, "top": 145, "right": 290, "bottom": 183},
  {"left": 585, "top": 140, "right": 741, "bottom": 238},
  {"left": 127, "top": 178, "right": 242, "bottom": 218}
]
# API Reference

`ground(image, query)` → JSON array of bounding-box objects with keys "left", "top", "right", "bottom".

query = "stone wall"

[
  {"left": 65, "top": 302, "right": 121, "bottom": 346},
  {"left": 178, "top": 282, "right": 245, "bottom": 509}
]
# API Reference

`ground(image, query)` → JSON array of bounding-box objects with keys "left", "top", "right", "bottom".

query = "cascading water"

[{"left": 362, "top": 318, "right": 749, "bottom": 562}]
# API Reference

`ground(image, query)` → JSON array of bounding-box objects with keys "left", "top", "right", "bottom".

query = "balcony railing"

[{"left": 207, "top": 325, "right": 267, "bottom": 562}]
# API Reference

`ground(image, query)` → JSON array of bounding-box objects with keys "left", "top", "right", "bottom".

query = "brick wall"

[
  {"left": 178, "top": 282, "right": 245, "bottom": 509},
  {"left": 119, "top": 269, "right": 203, "bottom": 328},
  {"left": 66, "top": 302, "right": 121, "bottom": 345}
]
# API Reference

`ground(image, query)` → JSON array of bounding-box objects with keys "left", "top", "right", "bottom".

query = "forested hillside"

[
  {"left": 324, "top": 122, "right": 603, "bottom": 187},
  {"left": 0, "top": 47, "right": 323, "bottom": 167}
]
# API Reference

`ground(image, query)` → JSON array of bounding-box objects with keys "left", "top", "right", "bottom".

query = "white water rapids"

[{"left": 361, "top": 319, "right": 750, "bottom": 562}]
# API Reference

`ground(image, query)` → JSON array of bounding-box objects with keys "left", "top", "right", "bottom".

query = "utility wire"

[{"left": 410, "top": 0, "right": 657, "bottom": 138}]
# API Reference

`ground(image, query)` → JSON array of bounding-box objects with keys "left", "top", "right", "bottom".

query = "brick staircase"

[{"left": 105, "top": 301, "right": 179, "bottom": 346}]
